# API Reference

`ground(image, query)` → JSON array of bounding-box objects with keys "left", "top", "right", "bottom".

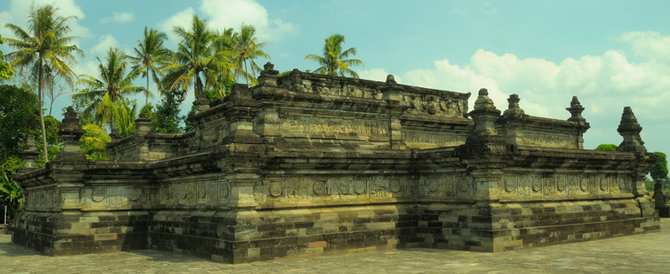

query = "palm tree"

[
  {"left": 305, "top": 34, "right": 364, "bottom": 78},
  {"left": 129, "top": 27, "right": 171, "bottom": 105},
  {"left": 2, "top": 5, "right": 82, "bottom": 163},
  {"left": 232, "top": 25, "right": 269, "bottom": 85},
  {"left": 111, "top": 99, "right": 137, "bottom": 138},
  {"left": 163, "top": 15, "right": 230, "bottom": 107},
  {"left": 75, "top": 47, "right": 144, "bottom": 132}
]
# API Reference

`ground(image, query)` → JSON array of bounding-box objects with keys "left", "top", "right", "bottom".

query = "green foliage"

[
  {"left": 70, "top": 88, "right": 97, "bottom": 125},
  {"left": 0, "top": 84, "right": 39, "bottom": 161},
  {"left": 305, "top": 33, "right": 364, "bottom": 78},
  {"left": 594, "top": 144, "right": 618, "bottom": 151},
  {"left": 0, "top": 35, "right": 16, "bottom": 81},
  {"left": 112, "top": 99, "right": 137, "bottom": 138},
  {"left": 645, "top": 177, "right": 656, "bottom": 191},
  {"left": 232, "top": 25, "right": 269, "bottom": 85},
  {"left": 651, "top": 152, "right": 668, "bottom": 183},
  {"left": 2, "top": 4, "right": 83, "bottom": 163},
  {"left": 79, "top": 123, "right": 111, "bottom": 160},
  {"left": 140, "top": 104, "right": 154, "bottom": 120},
  {"left": 34, "top": 115, "right": 62, "bottom": 167},
  {"left": 0, "top": 156, "right": 24, "bottom": 220},
  {"left": 76, "top": 47, "right": 145, "bottom": 129},
  {"left": 152, "top": 89, "right": 186, "bottom": 133},
  {"left": 162, "top": 15, "right": 234, "bottom": 105},
  {"left": 129, "top": 27, "right": 171, "bottom": 105}
]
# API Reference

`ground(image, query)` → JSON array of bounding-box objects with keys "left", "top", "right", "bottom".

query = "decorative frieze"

[{"left": 500, "top": 173, "right": 634, "bottom": 200}]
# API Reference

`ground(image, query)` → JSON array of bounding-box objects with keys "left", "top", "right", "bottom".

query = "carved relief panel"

[
  {"left": 82, "top": 186, "right": 145, "bottom": 210},
  {"left": 501, "top": 173, "right": 634, "bottom": 200},
  {"left": 253, "top": 175, "right": 416, "bottom": 206},
  {"left": 400, "top": 94, "right": 466, "bottom": 118},
  {"left": 25, "top": 188, "right": 59, "bottom": 211}
]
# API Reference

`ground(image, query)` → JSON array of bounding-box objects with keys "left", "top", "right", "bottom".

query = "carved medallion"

[
  {"left": 458, "top": 177, "right": 470, "bottom": 192},
  {"left": 504, "top": 176, "right": 515, "bottom": 193},
  {"left": 269, "top": 181, "right": 283, "bottom": 197},
  {"left": 428, "top": 179, "right": 439, "bottom": 192},
  {"left": 556, "top": 175, "right": 566, "bottom": 192},
  {"left": 220, "top": 180, "right": 230, "bottom": 199},
  {"left": 580, "top": 177, "right": 589, "bottom": 191},
  {"left": 532, "top": 177, "right": 542, "bottom": 192},
  {"left": 354, "top": 180, "right": 366, "bottom": 194},
  {"left": 127, "top": 188, "right": 142, "bottom": 201},
  {"left": 92, "top": 188, "right": 105, "bottom": 202},
  {"left": 390, "top": 179, "right": 401, "bottom": 193},
  {"left": 599, "top": 176, "right": 608, "bottom": 191},
  {"left": 313, "top": 181, "right": 326, "bottom": 195}
]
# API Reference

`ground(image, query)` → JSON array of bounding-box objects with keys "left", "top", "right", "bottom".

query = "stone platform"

[
  {"left": 11, "top": 63, "right": 660, "bottom": 263},
  {"left": 3, "top": 219, "right": 669, "bottom": 273}
]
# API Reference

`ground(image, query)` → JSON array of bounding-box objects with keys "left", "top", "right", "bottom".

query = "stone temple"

[{"left": 12, "top": 63, "right": 660, "bottom": 263}]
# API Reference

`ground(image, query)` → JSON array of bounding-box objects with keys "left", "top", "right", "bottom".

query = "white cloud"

[
  {"left": 90, "top": 34, "right": 119, "bottom": 57},
  {"left": 0, "top": 0, "right": 90, "bottom": 39},
  {"left": 100, "top": 12, "right": 134, "bottom": 24},
  {"left": 361, "top": 33, "right": 670, "bottom": 153},
  {"left": 359, "top": 68, "right": 395, "bottom": 82},
  {"left": 619, "top": 31, "right": 670, "bottom": 62},
  {"left": 158, "top": 0, "right": 297, "bottom": 45},
  {"left": 157, "top": 7, "right": 195, "bottom": 42},
  {"left": 199, "top": 0, "right": 297, "bottom": 41}
]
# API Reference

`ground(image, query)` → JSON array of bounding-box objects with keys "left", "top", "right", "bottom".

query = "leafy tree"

[
  {"left": 0, "top": 156, "right": 24, "bottom": 221},
  {"left": 2, "top": 5, "right": 83, "bottom": 163},
  {"left": 594, "top": 144, "right": 618, "bottom": 151},
  {"left": 75, "top": 47, "right": 144, "bottom": 132},
  {"left": 163, "top": 15, "right": 231, "bottom": 106},
  {"left": 129, "top": 27, "right": 171, "bottom": 105},
  {"left": 34, "top": 115, "right": 62, "bottom": 167},
  {"left": 0, "top": 84, "right": 39, "bottom": 161},
  {"left": 0, "top": 35, "right": 16, "bottom": 81},
  {"left": 70, "top": 88, "right": 97, "bottom": 125},
  {"left": 112, "top": 99, "right": 137, "bottom": 138},
  {"left": 210, "top": 28, "right": 236, "bottom": 99},
  {"left": 305, "top": 33, "right": 364, "bottom": 78},
  {"left": 151, "top": 88, "right": 186, "bottom": 133},
  {"left": 139, "top": 103, "right": 154, "bottom": 120},
  {"left": 651, "top": 152, "right": 668, "bottom": 183},
  {"left": 232, "top": 25, "right": 269, "bottom": 85},
  {"left": 79, "top": 123, "right": 110, "bottom": 160}
]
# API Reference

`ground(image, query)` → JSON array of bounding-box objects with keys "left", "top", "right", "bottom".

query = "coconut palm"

[
  {"left": 129, "top": 27, "right": 171, "bottom": 105},
  {"left": 2, "top": 5, "right": 82, "bottom": 163},
  {"left": 305, "top": 34, "right": 364, "bottom": 78},
  {"left": 163, "top": 15, "right": 230, "bottom": 106},
  {"left": 75, "top": 47, "right": 144, "bottom": 132},
  {"left": 232, "top": 25, "right": 269, "bottom": 85},
  {"left": 211, "top": 28, "right": 236, "bottom": 98},
  {"left": 111, "top": 99, "right": 137, "bottom": 138}
]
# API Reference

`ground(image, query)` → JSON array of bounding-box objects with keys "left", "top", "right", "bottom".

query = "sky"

[{"left": 1, "top": 0, "right": 669, "bottom": 155}]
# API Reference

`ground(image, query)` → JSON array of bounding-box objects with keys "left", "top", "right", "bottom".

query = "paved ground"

[{"left": 1, "top": 219, "right": 669, "bottom": 273}]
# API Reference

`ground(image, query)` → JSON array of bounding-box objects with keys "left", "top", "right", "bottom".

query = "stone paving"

[{"left": 1, "top": 219, "right": 669, "bottom": 273}]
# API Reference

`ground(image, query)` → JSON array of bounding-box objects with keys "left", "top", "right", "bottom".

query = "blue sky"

[{"left": 1, "top": 0, "right": 669, "bottom": 155}]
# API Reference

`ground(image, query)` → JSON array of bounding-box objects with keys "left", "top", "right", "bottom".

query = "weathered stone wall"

[{"left": 11, "top": 64, "right": 660, "bottom": 263}]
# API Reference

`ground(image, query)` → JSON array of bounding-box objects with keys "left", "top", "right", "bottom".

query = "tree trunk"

[
  {"left": 38, "top": 55, "right": 48, "bottom": 163},
  {"left": 145, "top": 67, "right": 149, "bottom": 105},
  {"left": 48, "top": 89, "right": 54, "bottom": 116},
  {"left": 245, "top": 60, "right": 249, "bottom": 85}
]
